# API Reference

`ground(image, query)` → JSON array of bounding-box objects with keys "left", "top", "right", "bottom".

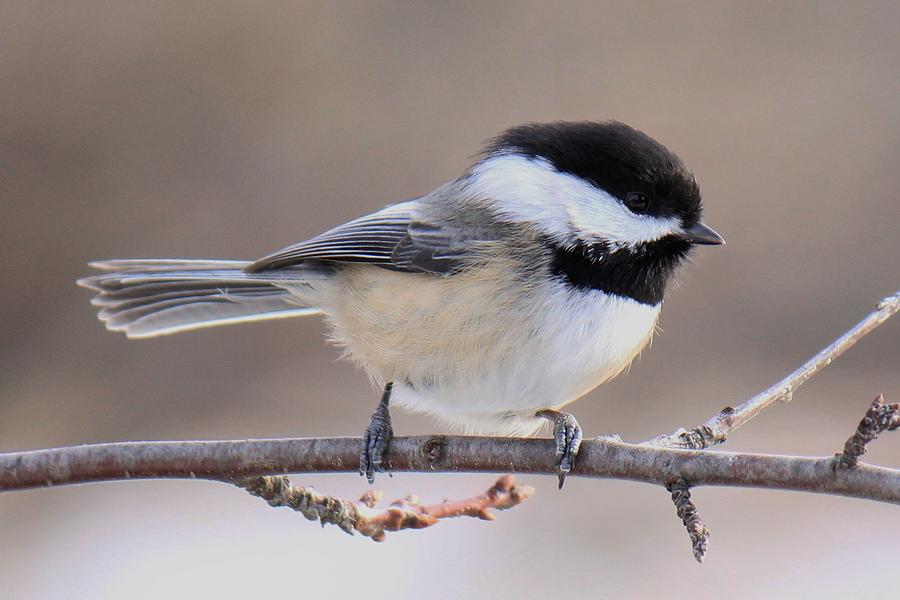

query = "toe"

[
  {"left": 360, "top": 419, "right": 393, "bottom": 484},
  {"left": 359, "top": 432, "right": 374, "bottom": 481},
  {"left": 551, "top": 413, "right": 583, "bottom": 490}
]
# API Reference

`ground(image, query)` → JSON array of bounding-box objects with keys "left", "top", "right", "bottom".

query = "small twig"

[
  {"left": 649, "top": 290, "right": 900, "bottom": 449},
  {"left": 835, "top": 395, "right": 900, "bottom": 469},
  {"left": 666, "top": 477, "right": 710, "bottom": 562},
  {"left": 237, "top": 474, "right": 533, "bottom": 541}
]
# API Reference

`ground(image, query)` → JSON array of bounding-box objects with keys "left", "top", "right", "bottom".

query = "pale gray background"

[{"left": 2, "top": 2, "right": 899, "bottom": 598}]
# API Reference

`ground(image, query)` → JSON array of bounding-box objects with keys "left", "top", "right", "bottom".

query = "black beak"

[{"left": 685, "top": 222, "right": 725, "bottom": 245}]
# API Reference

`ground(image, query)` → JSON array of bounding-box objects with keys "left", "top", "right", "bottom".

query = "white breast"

[
  {"left": 312, "top": 264, "right": 660, "bottom": 436},
  {"left": 392, "top": 285, "right": 659, "bottom": 435}
]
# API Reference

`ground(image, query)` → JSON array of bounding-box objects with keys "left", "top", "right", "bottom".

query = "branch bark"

[{"left": 2, "top": 434, "right": 898, "bottom": 503}]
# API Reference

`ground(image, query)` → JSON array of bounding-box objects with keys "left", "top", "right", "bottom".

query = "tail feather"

[
  {"left": 88, "top": 283, "right": 275, "bottom": 308},
  {"left": 78, "top": 259, "right": 324, "bottom": 339},
  {"left": 88, "top": 258, "right": 253, "bottom": 272}
]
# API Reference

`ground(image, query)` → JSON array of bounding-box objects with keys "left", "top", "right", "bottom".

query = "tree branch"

[
  {"left": 0, "top": 290, "right": 897, "bottom": 555},
  {"left": 647, "top": 290, "right": 900, "bottom": 449},
  {"left": 1, "top": 432, "right": 898, "bottom": 503}
]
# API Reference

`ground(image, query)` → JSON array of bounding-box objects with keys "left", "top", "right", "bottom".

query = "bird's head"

[{"left": 471, "top": 120, "right": 724, "bottom": 250}]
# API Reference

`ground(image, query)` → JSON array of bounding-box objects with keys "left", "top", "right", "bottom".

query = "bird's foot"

[
  {"left": 537, "top": 409, "right": 583, "bottom": 490},
  {"left": 360, "top": 383, "right": 394, "bottom": 484}
]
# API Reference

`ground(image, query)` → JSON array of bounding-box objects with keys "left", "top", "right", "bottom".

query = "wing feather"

[{"left": 245, "top": 201, "right": 470, "bottom": 275}]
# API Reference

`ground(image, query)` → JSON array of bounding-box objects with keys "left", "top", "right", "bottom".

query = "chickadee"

[{"left": 79, "top": 121, "right": 724, "bottom": 487}]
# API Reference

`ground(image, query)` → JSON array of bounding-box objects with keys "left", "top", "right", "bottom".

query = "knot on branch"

[
  {"left": 678, "top": 425, "right": 719, "bottom": 450},
  {"left": 835, "top": 395, "right": 899, "bottom": 469},
  {"left": 876, "top": 291, "right": 900, "bottom": 311},
  {"left": 666, "top": 478, "right": 710, "bottom": 563},
  {"left": 421, "top": 436, "right": 447, "bottom": 465}
]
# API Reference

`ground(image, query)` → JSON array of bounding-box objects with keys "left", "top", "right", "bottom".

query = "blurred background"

[{"left": 2, "top": 2, "right": 899, "bottom": 598}]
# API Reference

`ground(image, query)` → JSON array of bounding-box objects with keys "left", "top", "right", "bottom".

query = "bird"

[{"left": 79, "top": 120, "right": 724, "bottom": 488}]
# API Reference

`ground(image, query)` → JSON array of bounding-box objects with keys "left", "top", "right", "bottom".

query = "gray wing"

[{"left": 245, "top": 200, "right": 474, "bottom": 275}]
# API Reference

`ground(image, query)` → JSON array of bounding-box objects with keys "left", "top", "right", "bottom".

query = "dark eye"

[{"left": 625, "top": 192, "right": 650, "bottom": 214}]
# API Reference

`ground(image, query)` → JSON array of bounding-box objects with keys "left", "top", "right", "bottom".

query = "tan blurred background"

[{"left": 2, "top": 1, "right": 899, "bottom": 598}]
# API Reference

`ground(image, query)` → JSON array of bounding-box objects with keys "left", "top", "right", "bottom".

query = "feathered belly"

[{"left": 311, "top": 263, "right": 660, "bottom": 436}]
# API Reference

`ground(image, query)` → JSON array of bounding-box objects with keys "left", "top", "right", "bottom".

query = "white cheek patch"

[{"left": 468, "top": 154, "right": 683, "bottom": 247}]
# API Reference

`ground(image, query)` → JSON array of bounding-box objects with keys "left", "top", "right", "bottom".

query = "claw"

[{"left": 537, "top": 410, "right": 583, "bottom": 490}]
